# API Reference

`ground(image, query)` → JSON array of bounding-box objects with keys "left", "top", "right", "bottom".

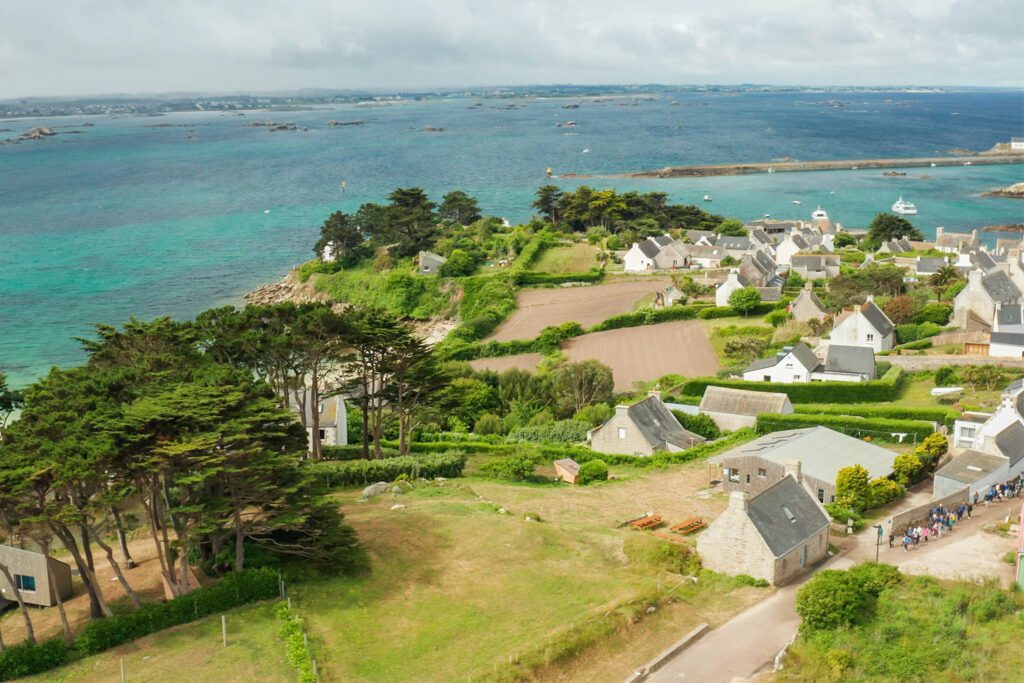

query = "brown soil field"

[
  {"left": 469, "top": 353, "right": 545, "bottom": 374},
  {"left": 489, "top": 279, "right": 670, "bottom": 342},
  {"left": 563, "top": 320, "right": 719, "bottom": 390}
]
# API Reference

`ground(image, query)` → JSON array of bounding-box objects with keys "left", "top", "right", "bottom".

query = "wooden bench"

[
  {"left": 629, "top": 515, "right": 664, "bottom": 530},
  {"left": 670, "top": 517, "right": 706, "bottom": 535}
]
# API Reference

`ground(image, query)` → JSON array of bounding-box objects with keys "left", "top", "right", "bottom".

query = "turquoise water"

[{"left": 1, "top": 90, "right": 1022, "bottom": 386}]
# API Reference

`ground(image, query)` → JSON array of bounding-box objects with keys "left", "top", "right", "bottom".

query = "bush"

[
  {"left": 306, "top": 452, "right": 467, "bottom": 487},
  {"left": 515, "top": 269, "right": 604, "bottom": 286},
  {"left": 474, "top": 413, "right": 505, "bottom": 436},
  {"left": 573, "top": 402, "right": 614, "bottom": 427},
  {"left": 765, "top": 309, "right": 792, "bottom": 327},
  {"left": 507, "top": 419, "right": 590, "bottom": 444},
  {"left": 792, "top": 403, "right": 955, "bottom": 427},
  {"left": 848, "top": 562, "right": 902, "bottom": 595},
  {"left": 439, "top": 249, "right": 477, "bottom": 277},
  {"left": 892, "top": 452, "right": 923, "bottom": 486},
  {"left": 0, "top": 638, "right": 70, "bottom": 681},
  {"left": 867, "top": 477, "right": 905, "bottom": 508},
  {"left": 896, "top": 322, "right": 942, "bottom": 345},
  {"left": 825, "top": 503, "right": 864, "bottom": 530},
  {"left": 933, "top": 365, "right": 957, "bottom": 387},
  {"left": 623, "top": 535, "right": 701, "bottom": 574},
  {"left": 478, "top": 454, "right": 539, "bottom": 481},
  {"left": 670, "top": 410, "right": 721, "bottom": 440},
  {"left": 796, "top": 569, "right": 870, "bottom": 630},
  {"left": 678, "top": 366, "right": 903, "bottom": 403},
  {"left": 835, "top": 465, "right": 871, "bottom": 512},
  {"left": 275, "top": 602, "right": 316, "bottom": 683},
  {"left": 76, "top": 568, "right": 279, "bottom": 655},
  {"left": 578, "top": 459, "right": 609, "bottom": 484},
  {"left": 755, "top": 412, "right": 934, "bottom": 441},
  {"left": 915, "top": 302, "right": 953, "bottom": 325}
]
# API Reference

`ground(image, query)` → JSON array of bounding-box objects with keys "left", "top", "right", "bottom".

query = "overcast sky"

[{"left": 2, "top": 0, "right": 1021, "bottom": 98}]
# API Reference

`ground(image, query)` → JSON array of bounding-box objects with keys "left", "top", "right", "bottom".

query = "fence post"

[
  {"left": 222, "top": 615, "right": 227, "bottom": 647},
  {"left": 120, "top": 656, "right": 126, "bottom": 683}
]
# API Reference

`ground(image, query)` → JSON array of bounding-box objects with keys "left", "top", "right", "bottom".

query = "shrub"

[
  {"left": 835, "top": 465, "right": 871, "bottom": 512},
  {"left": 0, "top": 638, "right": 70, "bottom": 681},
  {"left": 677, "top": 366, "right": 903, "bottom": 403},
  {"left": 75, "top": 568, "right": 279, "bottom": 655},
  {"left": 507, "top": 419, "right": 590, "bottom": 444},
  {"left": 578, "top": 459, "right": 609, "bottom": 485},
  {"left": 474, "top": 413, "right": 505, "bottom": 436},
  {"left": 867, "top": 477, "right": 905, "bottom": 508},
  {"left": 825, "top": 503, "right": 864, "bottom": 530},
  {"left": 765, "top": 309, "right": 792, "bottom": 327},
  {"left": 848, "top": 562, "right": 902, "bottom": 595},
  {"left": 306, "top": 452, "right": 467, "bottom": 487},
  {"left": 573, "top": 402, "right": 614, "bottom": 427},
  {"left": 439, "top": 249, "right": 477, "bottom": 277},
  {"left": 933, "top": 365, "right": 957, "bottom": 387},
  {"left": 275, "top": 602, "right": 316, "bottom": 683},
  {"left": 915, "top": 302, "right": 953, "bottom": 325},
  {"left": 623, "top": 535, "right": 700, "bottom": 574},
  {"left": 892, "top": 452, "right": 923, "bottom": 486},
  {"left": 670, "top": 410, "right": 721, "bottom": 440},
  {"left": 478, "top": 454, "right": 539, "bottom": 481},
  {"left": 896, "top": 322, "right": 942, "bottom": 345},
  {"left": 796, "top": 569, "right": 869, "bottom": 630},
  {"left": 735, "top": 574, "right": 771, "bottom": 588},
  {"left": 756, "top": 413, "right": 934, "bottom": 441}
]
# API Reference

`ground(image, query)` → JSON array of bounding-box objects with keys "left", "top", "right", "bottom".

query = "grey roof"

[
  {"left": 554, "top": 458, "right": 580, "bottom": 476},
  {"left": 934, "top": 449, "right": 1009, "bottom": 485},
  {"left": 747, "top": 219, "right": 798, "bottom": 233},
  {"left": 916, "top": 257, "right": 947, "bottom": 273},
  {"left": 997, "top": 306, "right": 1023, "bottom": 327},
  {"left": 790, "top": 234, "right": 812, "bottom": 251},
  {"left": 936, "top": 231, "right": 977, "bottom": 248},
  {"left": 791, "top": 288, "right": 828, "bottom": 313},
  {"left": 717, "top": 235, "right": 752, "bottom": 250},
  {"left": 991, "top": 331, "right": 1024, "bottom": 346},
  {"left": 747, "top": 475, "right": 831, "bottom": 557},
  {"left": 972, "top": 251, "right": 998, "bottom": 272},
  {"left": 708, "top": 426, "right": 897, "bottom": 483},
  {"left": 824, "top": 345, "right": 876, "bottom": 376},
  {"left": 1005, "top": 378, "right": 1024, "bottom": 395},
  {"left": 859, "top": 301, "right": 896, "bottom": 336},
  {"left": 418, "top": 250, "right": 447, "bottom": 266},
  {"left": 636, "top": 240, "right": 661, "bottom": 258},
  {"left": 757, "top": 286, "right": 783, "bottom": 302},
  {"left": 748, "top": 250, "right": 777, "bottom": 274},
  {"left": 685, "top": 244, "right": 727, "bottom": 260},
  {"left": 790, "top": 254, "right": 839, "bottom": 269},
  {"left": 982, "top": 271, "right": 1023, "bottom": 304},
  {"left": 749, "top": 228, "right": 773, "bottom": 245},
  {"left": 791, "top": 342, "right": 823, "bottom": 371},
  {"left": 699, "top": 386, "right": 792, "bottom": 416},
  {"left": 626, "top": 396, "right": 706, "bottom": 450},
  {"left": 685, "top": 229, "right": 716, "bottom": 242},
  {"left": 745, "top": 356, "right": 781, "bottom": 372},
  {"left": 650, "top": 234, "right": 674, "bottom": 247},
  {"left": 882, "top": 238, "right": 914, "bottom": 253},
  {"left": 994, "top": 422, "right": 1024, "bottom": 467}
]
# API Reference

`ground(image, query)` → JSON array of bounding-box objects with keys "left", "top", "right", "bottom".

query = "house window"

[
  {"left": 618, "top": 427, "right": 627, "bottom": 440},
  {"left": 960, "top": 426, "right": 976, "bottom": 440},
  {"left": 14, "top": 575, "right": 36, "bottom": 592},
  {"left": 728, "top": 468, "right": 741, "bottom": 483},
  {"left": 830, "top": 494, "right": 836, "bottom": 503},
  {"left": 785, "top": 363, "right": 793, "bottom": 369},
  {"left": 866, "top": 334, "right": 875, "bottom": 342},
  {"left": 763, "top": 375, "right": 771, "bottom": 382},
  {"left": 318, "top": 429, "right": 326, "bottom": 440},
  {"left": 817, "top": 489, "right": 825, "bottom": 503},
  {"left": 745, "top": 474, "right": 751, "bottom": 484},
  {"left": 758, "top": 468, "right": 767, "bottom": 478}
]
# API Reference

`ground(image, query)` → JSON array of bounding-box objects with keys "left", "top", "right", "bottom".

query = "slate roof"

[
  {"left": 717, "top": 235, "right": 752, "bottom": 251},
  {"left": 790, "top": 288, "right": 828, "bottom": 314},
  {"left": 625, "top": 396, "right": 706, "bottom": 450},
  {"left": 982, "top": 271, "right": 1023, "bottom": 304},
  {"left": 936, "top": 231, "right": 977, "bottom": 248},
  {"left": 972, "top": 251, "right": 998, "bottom": 272},
  {"left": 636, "top": 240, "right": 661, "bottom": 258},
  {"left": 708, "top": 426, "right": 897, "bottom": 483},
  {"left": 881, "top": 238, "right": 914, "bottom": 253},
  {"left": 1005, "top": 378, "right": 1024, "bottom": 394},
  {"left": 685, "top": 229, "right": 716, "bottom": 243},
  {"left": 650, "top": 235, "right": 674, "bottom": 247},
  {"left": 994, "top": 421, "right": 1024, "bottom": 467},
  {"left": 824, "top": 345, "right": 876, "bottom": 376},
  {"left": 934, "top": 450, "right": 1009, "bottom": 485},
  {"left": 757, "top": 286, "right": 783, "bottom": 302},
  {"left": 749, "top": 228, "right": 773, "bottom": 245},
  {"left": 699, "top": 386, "right": 792, "bottom": 416},
  {"left": 418, "top": 251, "right": 447, "bottom": 268},
  {"left": 996, "top": 238, "right": 1022, "bottom": 254},
  {"left": 916, "top": 257, "right": 947, "bottom": 273},
  {"left": 746, "top": 475, "right": 831, "bottom": 557},
  {"left": 790, "top": 234, "right": 812, "bottom": 250},
  {"left": 991, "top": 332, "right": 1024, "bottom": 346},
  {"left": 790, "top": 254, "right": 840, "bottom": 269},
  {"left": 685, "top": 244, "right": 727, "bottom": 260},
  {"left": 859, "top": 301, "right": 896, "bottom": 336}
]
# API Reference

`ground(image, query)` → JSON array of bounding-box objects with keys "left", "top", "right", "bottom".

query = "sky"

[{"left": 2, "top": 0, "right": 1022, "bottom": 99}]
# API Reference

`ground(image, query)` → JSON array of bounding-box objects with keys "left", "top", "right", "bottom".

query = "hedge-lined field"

[
  {"left": 792, "top": 403, "right": 956, "bottom": 427},
  {"left": 677, "top": 366, "right": 903, "bottom": 403},
  {"left": 306, "top": 452, "right": 467, "bottom": 486},
  {"left": 755, "top": 412, "right": 935, "bottom": 441}
]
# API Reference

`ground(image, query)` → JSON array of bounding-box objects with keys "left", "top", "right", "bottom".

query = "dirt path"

[
  {"left": 563, "top": 320, "right": 719, "bottom": 390},
  {"left": 489, "top": 279, "right": 670, "bottom": 342}
]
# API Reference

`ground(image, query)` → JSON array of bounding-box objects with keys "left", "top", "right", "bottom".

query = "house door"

[{"left": 800, "top": 545, "right": 808, "bottom": 568}]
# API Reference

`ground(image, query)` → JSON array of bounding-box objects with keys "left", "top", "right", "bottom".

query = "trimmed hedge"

[
  {"left": 507, "top": 419, "right": 590, "bottom": 444},
  {"left": 793, "top": 403, "right": 955, "bottom": 427},
  {"left": 533, "top": 428, "right": 757, "bottom": 468},
  {"left": 76, "top": 568, "right": 279, "bottom": 656},
  {"left": 305, "top": 452, "right": 467, "bottom": 486},
  {"left": 678, "top": 366, "right": 903, "bottom": 404},
  {"left": 515, "top": 269, "right": 604, "bottom": 286},
  {"left": 275, "top": 602, "right": 316, "bottom": 683},
  {"left": 0, "top": 638, "right": 70, "bottom": 681},
  {"left": 756, "top": 412, "right": 935, "bottom": 441}
]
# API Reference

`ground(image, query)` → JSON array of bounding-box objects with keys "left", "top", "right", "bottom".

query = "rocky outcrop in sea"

[{"left": 983, "top": 182, "right": 1024, "bottom": 199}]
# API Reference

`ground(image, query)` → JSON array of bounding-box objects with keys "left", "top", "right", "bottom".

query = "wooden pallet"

[{"left": 670, "top": 517, "right": 706, "bottom": 535}]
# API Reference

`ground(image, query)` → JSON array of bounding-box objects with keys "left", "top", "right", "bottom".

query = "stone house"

[
  {"left": 682, "top": 244, "right": 728, "bottom": 269},
  {"left": 418, "top": 251, "right": 447, "bottom": 275},
  {"left": 707, "top": 426, "right": 897, "bottom": 503},
  {"left": 830, "top": 296, "right": 895, "bottom": 352},
  {"left": 715, "top": 235, "right": 753, "bottom": 259},
  {"left": 0, "top": 546, "right": 73, "bottom": 608},
  {"left": 698, "top": 386, "right": 793, "bottom": 431},
  {"left": 953, "top": 269, "right": 1023, "bottom": 329},
  {"left": 293, "top": 389, "right": 348, "bottom": 452},
  {"left": 696, "top": 463, "right": 831, "bottom": 585},
  {"left": 790, "top": 254, "right": 841, "bottom": 281},
  {"left": 934, "top": 227, "right": 980, "bottom": 254},
  {"left": 877, "top": 238, "right": 913, "bottom": 255},
  {"left": 589, "top": 393, "right": 705, "bottom": 456},
  {"left": 738, "top": 250, "right": 779, "bottom": 288},
  {"left": 788, "top": 283, "right": 829, "bottom": 322}
]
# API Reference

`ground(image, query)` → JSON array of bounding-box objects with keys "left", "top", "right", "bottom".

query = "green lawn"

[
  {"left": 890, "top": 373, "right": 1004, "bottom": 412},
  {"left": 26, "top": 602, "right": 291, "bottom": 683},
  {"left": 532, "top": 242, "right": 599, "bottom": 274}
]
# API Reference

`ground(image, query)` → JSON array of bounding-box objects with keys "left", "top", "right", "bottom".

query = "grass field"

[
  {"left": 532, "top": 243, "right": 600, "bottom": 274},
  {"left": 29, "top": 460, "right": 770, "bottom": 683}
]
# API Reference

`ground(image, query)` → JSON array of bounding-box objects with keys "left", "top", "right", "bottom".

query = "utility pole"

[{"left": 873, "top": 524, "right": 884, "bottom": 563}]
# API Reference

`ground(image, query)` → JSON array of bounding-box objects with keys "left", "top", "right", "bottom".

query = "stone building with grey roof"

[
  {"left": 418, "top": 251, "right": 447, "bottom": 275},
  {"left": 699, "top": 386, "right": 793, "bottom": 431},
  {"left": 589, "top": 393, "right": 705, "bottom": 456},
  {"left": 788, "top": 283, "right": 829, "bottom": 322},
  {"left": 697, "top": 462, "right": 831, "bottom": 585},
  {"left": 953, "top": 268, "right": 1023, "bottom": 329},
  {"left": 831, "top": 296, "right": 896, "bottom": 352}
]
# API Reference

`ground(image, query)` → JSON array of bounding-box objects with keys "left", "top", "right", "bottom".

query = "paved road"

[{"left": 644, "top": 493, "right": 1020, "bottom": 683}]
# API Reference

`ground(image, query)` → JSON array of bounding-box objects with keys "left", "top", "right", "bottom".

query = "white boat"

[
  {"left": 963, "top": 161, "right": 972, "bottom": 166},
  {"left": 930, "top": 162, "right": 937, "bottom": 167},
  {"left": 581, "top": 148, "right": 590, "bottom": 154},
  {"left": 811, "top": 205, "right": 828, "bottom": 221},
  {"left": 791, "top": 200, "right": 801, "bottom": 205},
  {"left": 891, "top": 196, "right": 918, "bottom": 215},
  {"left": 703, "top": 195, "right": 712, "bottom": 202}
]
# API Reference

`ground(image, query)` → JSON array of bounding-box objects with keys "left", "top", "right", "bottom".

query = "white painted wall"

[{"left": 623, "top": 244, "right": 655, "bottom": 272}]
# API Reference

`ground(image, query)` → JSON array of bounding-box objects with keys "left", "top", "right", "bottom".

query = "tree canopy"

[{"left": 866, "top": 213, "right": 924, "bottom": 246}]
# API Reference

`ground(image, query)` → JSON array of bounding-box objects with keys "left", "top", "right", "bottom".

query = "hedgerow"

[
  {"left": 677, "top": 366, "right": 903, "bottom": 403},
  {"left": 507, "top": 419, "right": 591, "bottom": 444},
  {"left": 514, "top": 269, "right": 604, "bottom": 285},
  {"left": 0, "top": 638, "right": 70, "bottom": 681},
  {"left": 305, "top": 452, "right": 467, "bottom": 486},
  {"left": 275, "top": 602, "right": 316, "bottom": 683},
  {"left": 756, "top": 412, "right": 935, "bottom": 441},
  {"left": 792, "top": 403, "right": 955, "bottom": 427}
]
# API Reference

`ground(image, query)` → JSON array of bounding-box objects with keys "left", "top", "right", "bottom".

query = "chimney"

[
  {"left": 971, "top": 229, "right": 978, "bottom": 242},
  {"left": 968, "top": 268, "right": 983, "bottom": 287},
  {"left": 615, "top": 404, "right": 629, "bottom": 416},
  {"left": 936, "top": 226, "right": 944, "bottom": 239},
  {"left": 785, "top": 459, "right": 802, "bottom": 483},
  {"left": 729, "top": 490, "right": 750, "bottom": 513},
  {"left": 865, "top": 294, "right": 875, "bottom": 303}
]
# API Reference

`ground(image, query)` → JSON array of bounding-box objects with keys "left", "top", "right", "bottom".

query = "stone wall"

[
  {"left": 590, "top": 409, "right": 655, "bottom": 456},
  {"left": 888, "top": 487, "right": 968, "bottom": 533},
  {"left": 697, "top": 493, "right": 776, "bottom": 583}
]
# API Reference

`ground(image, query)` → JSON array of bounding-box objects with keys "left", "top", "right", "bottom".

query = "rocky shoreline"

[
  {"left": 982, "top": 181, "right": 1024, "bottom": 199},
  {"left": 244, "top": 270, "right": 332, "bottom": 306}
]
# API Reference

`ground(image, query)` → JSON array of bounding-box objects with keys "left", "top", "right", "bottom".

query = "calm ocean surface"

[{"left": 1, "top": 90, "right": 1023, "bottom": 386}]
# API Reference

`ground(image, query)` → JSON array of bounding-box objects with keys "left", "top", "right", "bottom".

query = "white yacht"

[
  {"left": 703, "top": 194, "right": 712, "bottom": 202},
  {"left": 891, "top": 196, "right": 918, "bottom": 215},
  {"left": 791, "top": 200, "right": 802, "bottom": 205},
  {"left": 811, "top": 205, "right": 828, "bottom": 221}
]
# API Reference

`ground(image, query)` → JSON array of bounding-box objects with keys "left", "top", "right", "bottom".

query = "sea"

[{"left": 1, "top": 89, "right": 1022, "bottom": 387}]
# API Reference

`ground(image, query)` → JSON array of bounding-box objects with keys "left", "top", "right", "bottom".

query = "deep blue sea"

[{"left": 1, "top": 89, "right": 1023, "bottom": 387}]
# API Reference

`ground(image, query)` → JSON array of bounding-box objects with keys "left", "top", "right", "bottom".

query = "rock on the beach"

[{"left": 362, "top": 482, "right": 391, "bottom": 499}]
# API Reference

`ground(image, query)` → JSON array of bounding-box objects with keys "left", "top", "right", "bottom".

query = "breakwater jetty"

[{"left": 564, "top": 153, "right": 1024, "bottom": 179}]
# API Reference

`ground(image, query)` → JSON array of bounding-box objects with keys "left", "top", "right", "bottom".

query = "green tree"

[
  {"left": 438, "top": 190, "right": 481, "bottom": 225},
  {"left": 715, "top": 218, "right": 747, "bottom": 236},
  {"left": 671, "top": 410, "right": 720, "bottom": 440},
  {"left": 578, "top": 459, "right": 609, "bottom": 485},
  {"left": 892, "top": 453, "right": 923, "bottom": 486},
  {"left": 796, "top": 569, "right": 869, "bottom": 630},
  {"left": 865, "top": 213, "right": 924, "bottom": 246},
  {"left": 729, "top": 286, "right": 762, "bottom": 317},
  {"left": 438, "top": 249, "right": 477, "bottom": 277},
  {"left": 833, "top": 232, "right": 858, "bottom": 248},
  {"left": 835, "top": 464, "right": 871, "bottom": 512},
  {"left": 0, "top": 372, "right": 23, "bottom": 434},
  {"left": 533, "top": 185, "right": 564, "bottom": 224},
  {"left": 549, "top": 360, "right": 614, "bottom": 417},
  {"left": 385, "top": 187, "right": 438, "bottom": 257},
  {"left": 313, "top": 211, "right": 365, "bottom": 265},
  {"left": 929, "top": 264, "right": 962, "bottom": 289}
]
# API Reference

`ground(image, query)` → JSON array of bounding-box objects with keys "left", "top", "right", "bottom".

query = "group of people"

[{"left": 977, "top": 478, "right": 1020, "bottom": 504}]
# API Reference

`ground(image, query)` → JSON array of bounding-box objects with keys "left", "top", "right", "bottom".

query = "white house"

[
  {"left": 934, "top": 227, "right": 980, "bottom": 254},
  {"left": 623, "top": 240, "right": 660, "bottom": 272},
  {"left": 716, "top": 270, "right": 746, "bottom": 307},
  {"left": 830, "top": 296, "right": 895, "bottom": 352},
  {"left": 742, "top": 343, "right": 820, "bottom": 383},
  {"left": 1012, "top": 137, "right": 1024, "bottom": 151},
  {"left": 292, "top": 389, "right": 348, "bottom": 452},
  {"left": 774, "top": 229, "right": 813, "bottom": 266}
]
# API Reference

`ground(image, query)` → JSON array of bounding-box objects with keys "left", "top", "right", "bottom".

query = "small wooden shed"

[{"left": 554, "top": 458, "right": 581, "bottom": 485}]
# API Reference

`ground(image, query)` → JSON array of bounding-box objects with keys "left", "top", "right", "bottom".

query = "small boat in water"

[
  {"left": 581, "top": 148, "right": 590, "bottom": 154},
  {"left": 791, "top": 200, "right": 801, "bottom": 205},
  {"left": 703, "top": 195, "right": 712, "bottom": 202},
  {"left": 891, "top": 196, "right": 918, "bottom": 215}
]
